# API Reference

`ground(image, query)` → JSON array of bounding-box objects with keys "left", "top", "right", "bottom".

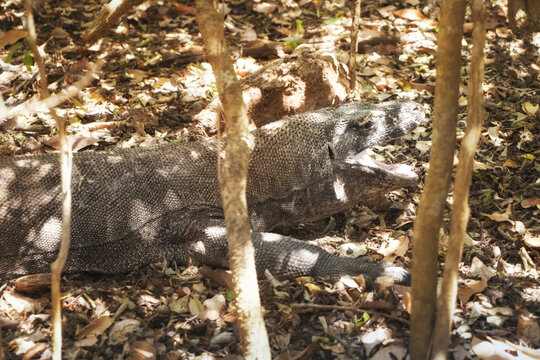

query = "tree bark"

[
  {"left": 195, "top": 1, "right": 271, "bottom": 359},
  {"left": 348, "top": 0, "right": 362, "bottom": 91},
  {"left": 431, "top": 1, "right": 486, "bottom": 358},
  {"left": 409, "top": 0, "right": 466, "bottom": 358},
  {"left": 508, "top": 0, "right": 540, "bottom": 34},
  {"left": 25, "top": 1, "right": 73, "bottom": 359}
]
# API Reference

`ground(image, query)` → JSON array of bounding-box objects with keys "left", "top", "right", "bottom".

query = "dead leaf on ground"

[
  {"left": 521, "top": 198, "right": 540, "bottom": 209},
  {"left": 523, "top": 233, "right": 540, "bottom": 249},
  {"left": 127, "top": 341, "right": 157, "bottom": 360},
  {"left": 77, "top": 316, "right": 114, "bottom": 340},
  {"left": 517, "top": 315, "right": 540, "bottom": 345},
  {"left": 472, "top": 335, "right": 540, "bottom": 359},
  {"left": 458, "top": 279, "right": 488, "bottom": 304},
  {"left": 470, "top": 257, "right": 497, "bottom": 281},
  {"left": 0, "top": 29, "right": 28, "bottom": 47},
  {"left": 201, "top": 294, "right": 226, "bottom": 321},
  {"left": 393, "top": 9, "right": 426, "bottom": 21}
]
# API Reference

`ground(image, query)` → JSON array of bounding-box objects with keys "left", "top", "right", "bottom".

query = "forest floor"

[{"left": 0, "top": 0, "right": 539, "bottom": 359}]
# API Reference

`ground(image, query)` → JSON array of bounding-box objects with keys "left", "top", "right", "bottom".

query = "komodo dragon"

[{"left": 0, "top": 100, "right": 424, "bottom": 284}]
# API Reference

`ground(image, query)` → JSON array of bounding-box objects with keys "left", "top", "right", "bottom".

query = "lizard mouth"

[{"left": 348, "top": 150, "right": 418, "bottom": 181}]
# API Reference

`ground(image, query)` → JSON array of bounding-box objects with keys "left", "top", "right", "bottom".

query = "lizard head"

[{"left": 325, "top": 100, "right": 425, "bottom": 208}]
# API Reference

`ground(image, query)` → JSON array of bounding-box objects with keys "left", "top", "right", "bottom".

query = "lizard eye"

[{"left": 358, "top": 121, "right": 374, "bottom": 130}]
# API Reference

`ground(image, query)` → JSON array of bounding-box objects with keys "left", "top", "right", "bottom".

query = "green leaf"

[
  {"left": 23, "top": 50, "right": 33, "bottom": 71},
  {"left": 483, "top": 189, "right": 492, "bottom": 207},
  {"left": 324, "top": 17, "right": 342, "bottom": 25},
  {"left": 4, "top": 42, "right": 22, "bottom": 63},
  {"left": 137, "top": 38, "right": 151, "bottom": 47},
  {"left": 285, "top": 41, "right": 298, "bottom": 51},
  {"left": 355, "top": 312, "right": 371, "bottom": 327},
  {"left": 295, "top": 19, "right": 303, "bottom": 33},
  {"left": 226, "top": 289, "right": 235, "bottom": 301}
]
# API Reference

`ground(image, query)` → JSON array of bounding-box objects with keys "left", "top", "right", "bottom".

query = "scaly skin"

[{"left": 0, "top": 100, "right": 424, "bottom": 284}]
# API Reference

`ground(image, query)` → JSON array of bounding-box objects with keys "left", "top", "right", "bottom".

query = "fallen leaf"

[
  {"left": 470, "top": 257, "right": 497, "bottom": 281},
  {"left": 189, "top": 297, "right": 204, "bottom": 317},
  {"left": 0, "top": 29, "right": 28, "bottom": 47},
  {"left": 457, "top": 279, "right": 487, "bottom": 304},
  {"left": 170, "top": 2, "right": 196, "bottom": 15},
  {"left": 253, "top": 2, "right": 276, "bottom": 14},
  {"left": 127, "top": 341, "right": 156, "bottom": 360},
  {"left": 78, "top": 316, "right": 114, "bottom": 339},
  {"left": 51, "top": 27, "right": 69, "bottom": 39},
  {"left": 370, "top": 344, "right": 407, "bottom": 360},
  {"left": 523, "top": 233, "right": 540, "bottom": 249},
  {"left": 516, "top": 315, "right": 540, "bottom": 345},
  {"left": 521, "top": 198, "right": 540, "bottom": 209},
  {"left": 393, "top": 9, "right": 426, "bottom": 21},
  {"left": 169, "top": 296, "right": 189, "bottom": 314},
  {"left": 108, "top": 319, "right": 141, "bottom": 345},
  {"left": 3, "top": 291, "right": 38, "bottom": 314},
  {"left": 199, "top": 266, "right": 233, "bottom": 289},
  {"left": 522, "top": 102, "right": 538, "bottom": 117},
  {"left": 201, "top": 294, "right": 226, "bottom": 321},
  {"left": 503, "top": 158, "right": 521, "bottom": 168}
]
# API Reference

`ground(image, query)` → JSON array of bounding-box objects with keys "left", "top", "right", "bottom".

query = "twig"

[
  {"left": 2, "top": 65, "right": 99, "bottom": 123},
  {"left": 291, "top": 303, "right": 409, "bottom": 325}
]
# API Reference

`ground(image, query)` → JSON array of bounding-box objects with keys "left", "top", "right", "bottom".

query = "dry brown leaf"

[
  {"left": 470, "top": 257, "right": 497, "bottom": 281},
  {"left": 393, "top": 9, "right": 426, "bottom": 21},
  {"left": 127, "top": 341, "right": 157, "bottom": 360},
  {"left": 521, "top": 198, "right": 540, "bottom": 209},
  {"left": 170, "top": 2, "right": 197, "bottom": 15},
  {"left": 516, "top": 315, "right": 540, "bottom": 345},
  {"left": 109, "top": 319, "right": 141, "bottom": 345},
  {"left": 78, "top": 316, "right": 114, "bottom": 339},
  {"left": 400, "top": 286, "right": 412, "bottom": 314},
  {"left": 0, "top": 29, "right": 28, "bottom": 47},
  {"left": 199, "top": 266, "right": 233, "bottom": 289},
  {"left": 523, "top": 233, "right": 540, "bottom": 249},
  {"left": 189, "top": 297, "right": 204, "bottom": 317},
  {"left": 51, "top": 27, "right": 69, "bottom": 39},
  {"left": 503, "top": 158, "right": 521, "bottom": 168},
  {"left": 457, "top": 279, "right": 487, "bottom": 304}
]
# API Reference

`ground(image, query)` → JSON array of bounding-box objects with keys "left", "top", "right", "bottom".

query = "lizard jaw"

[{"left": 347, "top": 150, "right": 418, "bottom": 181}]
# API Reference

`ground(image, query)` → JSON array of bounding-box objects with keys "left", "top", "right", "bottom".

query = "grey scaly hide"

[{"left": 0, "top": 100, "right": 425, "bottom": 283}]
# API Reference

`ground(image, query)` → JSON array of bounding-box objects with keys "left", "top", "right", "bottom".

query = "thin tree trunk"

[
  {"left": 409, "top": 0, "right": 466, "bottom": 358},
  {"left": 349, "top": 0, "right": 361, "bottom": 91},
  {"left": 431, "top": 1, "right": 486, "bottom": 358},
  {"left": 25, "top": 1, "right": 73, "bottom": 359},
  {"left": 195, "top": 1, "right": 271, "bottom": 359}
]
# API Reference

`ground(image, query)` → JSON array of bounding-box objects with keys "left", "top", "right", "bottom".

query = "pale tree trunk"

[
  {"left": 195, "top": 1, "right": 271, "bottom": 359},
  {"left": 348, "top": 0, "right": 361, "bottom": 91},
  {"left": 25, "top": 1, "right": 73, "bottom": 359},
  {"left": 409, "top": 0, "right": 466, "bottom": 358},
  {"left": 431, "top": 1, "right": 486, "bottom": 358}
]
